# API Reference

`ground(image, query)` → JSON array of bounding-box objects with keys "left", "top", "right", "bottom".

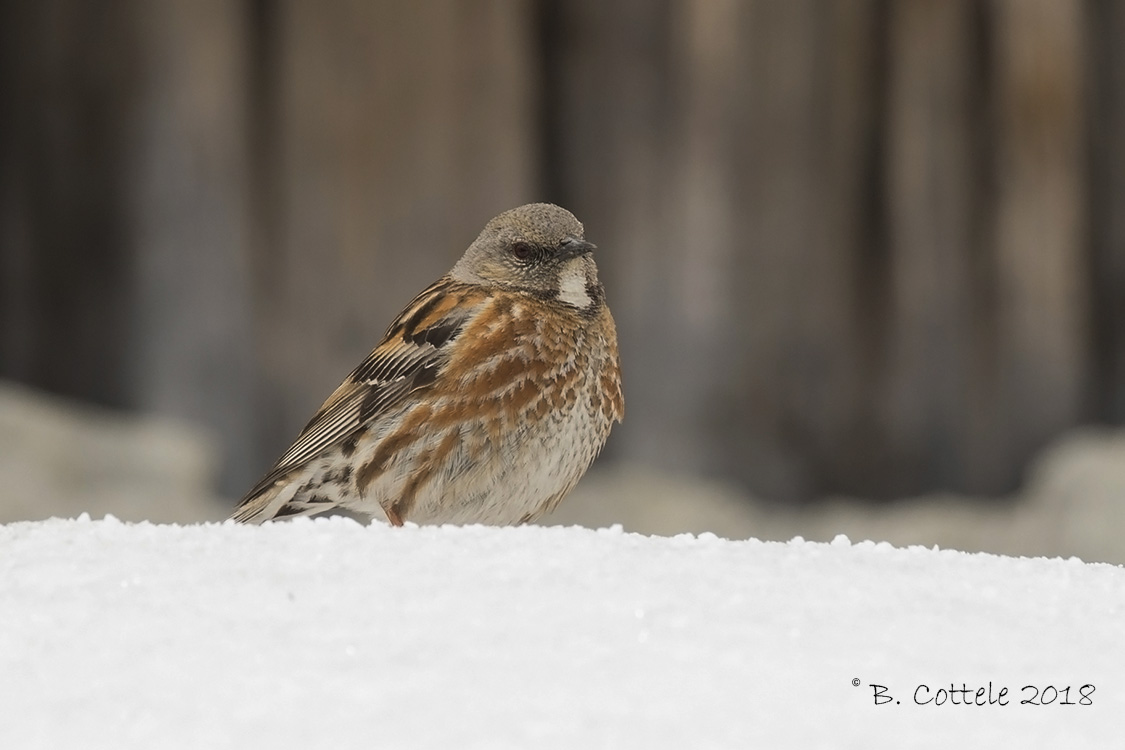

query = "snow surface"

[{"left": 2, "top": 517, "right": 1122, "bottom": 749}]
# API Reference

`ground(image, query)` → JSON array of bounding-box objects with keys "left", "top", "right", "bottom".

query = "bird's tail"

[{"left": 230, "top": 481, "right": 317, "bottom": 524}]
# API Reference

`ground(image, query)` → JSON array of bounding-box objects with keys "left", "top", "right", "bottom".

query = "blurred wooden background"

[{"left": 1, "top": 0, "right": 1123, "bottom": 503}]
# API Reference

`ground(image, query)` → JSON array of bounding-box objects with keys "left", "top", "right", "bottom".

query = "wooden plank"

[
  {"left": 879, "top": 0, "right": 988, "bottom": 494},
  {"left": 0, "top": 0, "right": 140, "bottom": 407},
  {"left": 1089, "top": 0, "right": 1125, "bottom": 422},
  {"left": 989, "top": 0, "right": 1089, "bottom": 484},
  {"left": 125, "top": 0, "right": 257, "bottom": 492}
]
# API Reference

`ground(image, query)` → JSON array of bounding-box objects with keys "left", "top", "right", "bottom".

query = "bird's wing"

[{"left": 237, "top": 277, "right": 484, "bottom": 507}]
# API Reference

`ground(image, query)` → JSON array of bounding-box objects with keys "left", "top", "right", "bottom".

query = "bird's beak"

[{"left": 559, "top": 237, "right": 596, "bottom": 259}]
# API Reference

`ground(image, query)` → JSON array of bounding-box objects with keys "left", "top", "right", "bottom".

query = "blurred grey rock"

[
  {"left": 1022, "top": 429, "right": 1125, "bottom": 565},
  {"left": 556, "top": 428, "right": 1125, "bottom": 565},
  {"left": 551, "top": 465, "right": 762, "bottom": 539},
  {"left": 0, "top": 381, "right": 228, "bottom": 523}
]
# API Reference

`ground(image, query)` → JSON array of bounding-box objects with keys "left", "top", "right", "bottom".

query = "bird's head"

[{"left": 452, "top": 203, "right": 602, "bottom": 310}]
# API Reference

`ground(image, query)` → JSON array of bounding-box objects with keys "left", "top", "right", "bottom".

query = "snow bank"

[{"left": 2, "top": 517, "right": 1122, "bottom": 748}]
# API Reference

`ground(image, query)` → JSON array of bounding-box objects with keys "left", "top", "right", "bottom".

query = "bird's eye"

[{"left": 511, "top": 242, "right": 533, "bottom": 261}]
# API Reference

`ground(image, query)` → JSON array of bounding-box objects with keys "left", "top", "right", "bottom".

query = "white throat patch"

[{"left": 557, "top": 263, "right": 591, "bottom": 308}]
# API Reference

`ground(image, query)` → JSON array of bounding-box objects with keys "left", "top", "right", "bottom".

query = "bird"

[{"left": 233, "top": 203, "right": 623, "bottom": 526}]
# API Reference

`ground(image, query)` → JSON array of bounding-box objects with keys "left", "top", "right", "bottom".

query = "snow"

[{"left": 2, "top": 517, "right": 1122, "bottom": 749}]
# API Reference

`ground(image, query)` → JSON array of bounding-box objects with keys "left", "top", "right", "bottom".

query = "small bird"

[{"left": 233, "top": 203, "right": 623, "bottom": 526}]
